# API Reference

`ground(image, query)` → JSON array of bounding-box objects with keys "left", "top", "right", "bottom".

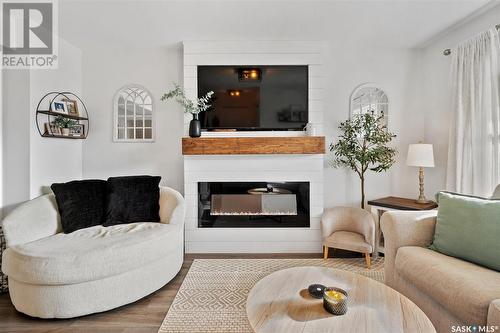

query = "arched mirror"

[
  {"left": 350, "top": 84, "right": 389, "bottom": 127},
  {"left": 113, "top": 85, "right": 154, "bottom": 142}
]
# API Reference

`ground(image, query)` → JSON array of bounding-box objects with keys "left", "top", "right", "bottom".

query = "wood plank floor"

[{"left": 0, "top": 253, "right": 331, "bottom": 333}]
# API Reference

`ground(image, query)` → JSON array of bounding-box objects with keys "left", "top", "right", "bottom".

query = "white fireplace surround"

[{"left": 183, "top": 41, "right": 325, "bottom": 253}]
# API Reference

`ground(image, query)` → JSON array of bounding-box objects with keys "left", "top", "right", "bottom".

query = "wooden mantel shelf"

[{"left": 182, "top": 136, "right": 325, "bottom": 155}]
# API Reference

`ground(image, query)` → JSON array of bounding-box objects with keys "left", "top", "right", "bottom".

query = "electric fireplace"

[{"left": 198, "top": 181, "right": 310, "bottom": 228}]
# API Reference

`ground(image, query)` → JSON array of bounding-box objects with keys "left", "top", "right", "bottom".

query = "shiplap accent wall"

[
  {"left": 182, "top": 41, "right": 325, "bottom": 253},
  {"left": 184, "top": 155, "right": 324, "bottom": 253},
  {"left": 183, "top": 41, "right": 326, "bottom": 137}
]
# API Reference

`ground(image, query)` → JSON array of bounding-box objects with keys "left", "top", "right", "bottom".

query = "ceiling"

[{"left": 59, "top": 0, "right": 495, "bottom": 49}]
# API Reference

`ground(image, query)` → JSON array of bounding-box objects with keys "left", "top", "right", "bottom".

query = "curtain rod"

[{"left": 443, "top": 24, "right": 500, "bottom": 56}]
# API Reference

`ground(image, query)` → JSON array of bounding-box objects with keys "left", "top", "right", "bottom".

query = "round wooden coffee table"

[{"left": 246, "top": 267, "right": 435, "bottom": 333}]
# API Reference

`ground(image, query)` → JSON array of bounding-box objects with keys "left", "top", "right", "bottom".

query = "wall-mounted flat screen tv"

[{"left": 197, "top": 65, "right": 308, "bottom": 131}]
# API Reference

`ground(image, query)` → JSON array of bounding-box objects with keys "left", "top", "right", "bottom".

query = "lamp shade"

[{"left": 406, "top": 144, "right": 435, "bottom": 167}]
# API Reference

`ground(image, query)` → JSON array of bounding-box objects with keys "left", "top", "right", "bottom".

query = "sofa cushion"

[
  {"left": 51, "top": 179, "right": 107, "bottom": 233},
  {"left": 105, "top": 175, "right": 161, "bottom": 226},
  {"left": 2, "top": 222, "right": 182, "bottom": 285},
  {"left": 431, "top": 191, "right": 500, "bottom": 271},
  {"left": 396, "top": 246, "right": 500, "bottom": 325}
]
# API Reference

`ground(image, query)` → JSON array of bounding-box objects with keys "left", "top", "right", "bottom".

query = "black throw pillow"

[
  {"left": 51, "top": 180, "right": 107, "bottom": 233},
  {"left": 105, "top": 175, "right": 161, "bottom": 226}
]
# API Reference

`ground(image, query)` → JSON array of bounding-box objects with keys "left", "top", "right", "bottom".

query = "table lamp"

[{"left": 406, "top": 143, "right": 434, "bottom": 203}]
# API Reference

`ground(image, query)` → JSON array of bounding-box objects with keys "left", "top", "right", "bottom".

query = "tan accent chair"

[
  {"left": 382, "top": 210, "right": 500, "bottom": 333},
  {"left": 321, "top": 207, "right": 375, "bottom": 268}
]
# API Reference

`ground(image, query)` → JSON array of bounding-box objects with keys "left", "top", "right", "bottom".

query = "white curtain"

[{"left": 446, "top": 28, "right": 500, "bottom": 197}]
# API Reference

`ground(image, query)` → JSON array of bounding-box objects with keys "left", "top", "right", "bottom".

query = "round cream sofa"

[{"left": 1, "top": 186, "right": 184, "bottom": 318}]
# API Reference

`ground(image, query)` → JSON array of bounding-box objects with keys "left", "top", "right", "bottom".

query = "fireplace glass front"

[{"left": 198, "top": 182, "right": 310, "bottom": 228}]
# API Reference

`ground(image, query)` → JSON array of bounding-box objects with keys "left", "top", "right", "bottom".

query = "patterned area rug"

[{"left": 158, "top": 258, "right": 384, "bottom": 333}]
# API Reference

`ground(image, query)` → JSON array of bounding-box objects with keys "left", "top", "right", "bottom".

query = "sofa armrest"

[
  {"left": 380, "top": 210, "right": 437, "bottom": 286},
  {"left": 159, "top": 186, "right": 185, "bottom": 225},
  {"left": 1, "top": 194, "right": 61, "bottom": 248},
  {"left": 488, "top": 300, "right": 500, "bottom": 327}
]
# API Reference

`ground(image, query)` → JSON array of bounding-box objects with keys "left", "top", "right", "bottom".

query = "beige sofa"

[
  {"left": 1, "top": 186, "right": 185, "bottom": 318},
  {"left": 381, "top": 210, "right": 500, "bottom": 333}
]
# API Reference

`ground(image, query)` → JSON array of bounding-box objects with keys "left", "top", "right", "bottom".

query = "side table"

[{"left": 367, "top": 196, "right": 438, "bottom": 258}]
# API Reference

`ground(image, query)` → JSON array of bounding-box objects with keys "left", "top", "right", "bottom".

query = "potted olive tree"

[
  {"left": 330, "top": 113, "right": 397, "bottom": 209},
  {"left": 161, "top": 83, "right": 214, "bottom": 138},
  {"left": 53, "top": 116, "right": 77, "bottom": 136}
]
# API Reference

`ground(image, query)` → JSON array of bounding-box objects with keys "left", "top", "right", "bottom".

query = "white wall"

[
  {"left": 324, "top": 46, "right": 423, "bottom": 207},
  {"left": 1, "top": 38, "right": 83, "bottom": 214},
  {"left": 2, "top": 1, "right": 440, "bottom": 216},
  {"left": 420, "top": 4, "right": 500, "bottom": 196},
  {"left": 2, "top": 1, "right": 496, "bottom": 224},
  {"left": 3, "top": 1, "right": 493, "bottom": 234},
  {"left": 29, "top": 38, "right": 83, "bottom": 197},
  {"left": 2, "top": 71, "right": 30, "bottom": 215},
  {"left": 81, "top": 46, "right": 184, "bottom": 191},
  {"left": 80, "top": 42, "right": 422, "bottom": 205}
]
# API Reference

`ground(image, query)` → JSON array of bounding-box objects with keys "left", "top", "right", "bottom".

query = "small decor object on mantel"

[
  {"left": 304, "top": 123, "right": 319, "bottom": 136},
  {"left": 330, "top": 113, "right": 397, "bottom": 208},
  {"left": 161, "top": 83, "right": 214, "bottom": 138}
]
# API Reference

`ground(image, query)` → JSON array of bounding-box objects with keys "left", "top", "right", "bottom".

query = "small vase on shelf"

[
  {"left": 61, "top": 128, "right": 70, "bottom": 136},
  {"left": 189, "top": 113, "right": 201, "bottom": 138}
]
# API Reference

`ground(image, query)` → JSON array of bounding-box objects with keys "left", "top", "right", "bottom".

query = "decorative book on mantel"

[{"left": 35, "top": 92, "right": 89, "bottom": 139}]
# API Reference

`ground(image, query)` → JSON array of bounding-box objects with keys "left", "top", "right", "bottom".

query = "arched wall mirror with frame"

[
  {"left": 349, "top": 83, "right": 389, "bottom": 128},
  {"left": 113, "top": 84, "right": 155, "bottom": 142}
]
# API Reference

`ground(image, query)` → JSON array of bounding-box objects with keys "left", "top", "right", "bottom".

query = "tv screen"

[{"left": 197, "top": 66, "right": 308, "bottom": 131}]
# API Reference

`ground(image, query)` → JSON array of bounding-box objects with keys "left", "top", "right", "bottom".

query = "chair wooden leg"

[
  {"left": 365, "top": 253, "right": 371, "bottom": 269},
  {"left": 323, "top": 246, "right": 328, "bottom": 259}
]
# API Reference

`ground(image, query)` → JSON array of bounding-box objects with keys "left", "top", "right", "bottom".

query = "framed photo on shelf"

[
  {"left": 50, "top": 101, "right": 68, "bottom": 115},
  {"left": 44, "top": 122, "right": 61, "bottom": 135},
  {"left": 69, "top": 124, "right": 85, "bottom": 137},
  {"left": 63, "top": 99, "right": 79, "bottom": 117}
]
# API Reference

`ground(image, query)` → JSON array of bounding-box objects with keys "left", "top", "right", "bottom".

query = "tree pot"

[
  {"left": 189, "top": 114, "right": 201, "bottom": 138},
  {"left": 61, "top": 128, "right": 70, "bottom": 136}
]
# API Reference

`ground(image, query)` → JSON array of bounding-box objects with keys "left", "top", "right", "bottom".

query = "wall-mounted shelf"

[
  {"left": 41, "top": 134, "right": 87, "bottom": 139},
  {"left": 37, "top": 110, "right": 89, "bottom": 121},
  {"left": 35, "top": 92, "right": 90, "bottom": 140}
]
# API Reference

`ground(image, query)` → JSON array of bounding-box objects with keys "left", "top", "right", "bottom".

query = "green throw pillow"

[{"left": 430, "top": 191, "right": 500, "bottom": 271}]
